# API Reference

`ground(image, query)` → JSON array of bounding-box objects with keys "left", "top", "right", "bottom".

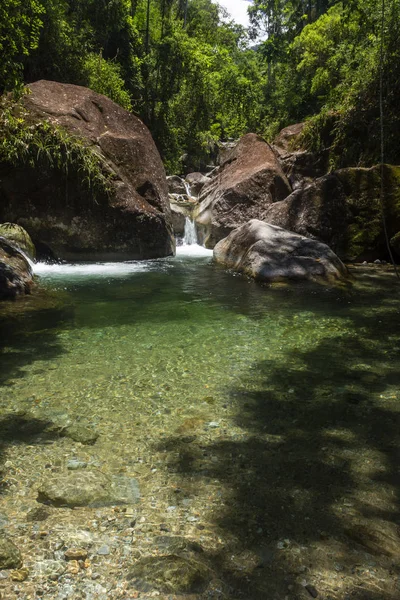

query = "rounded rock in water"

[
  {"left": 127, "top": 555, "right": 210, "bottom": 594},
  {"left": 0, "top": 535, "right": 22, "bottom": 570}
]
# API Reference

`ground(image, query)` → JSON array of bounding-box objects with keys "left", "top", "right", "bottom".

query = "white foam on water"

[
  {"left": 176, "top": 244, "right": 213, "bottom": 257},
  {"left": 33, "top": 261, "right": 153, "bottom": 278}
]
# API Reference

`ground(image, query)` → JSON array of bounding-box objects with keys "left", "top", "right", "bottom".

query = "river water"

[{"left": 0, "top": 249, "right": 399, "bottom": 599}]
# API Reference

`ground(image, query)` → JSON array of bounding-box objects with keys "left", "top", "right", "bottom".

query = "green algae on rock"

[
  {"left": 61, "top": 424, "right": 99, "bottom": 445},
  {"left": 0, "top": 535, "right": 22, "bottom": 570},
  {"left": 37, "top": 471, "right": 111, "bottom": 507},
  {"left": 335, "top": 164, "right": 400, "bottom": 261},
  {"left": 0, "top": 223, "right": 36, "bottom": 260}
]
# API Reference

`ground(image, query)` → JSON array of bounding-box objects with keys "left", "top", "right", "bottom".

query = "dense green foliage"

[
  {"left": 0, "top": 0, "right": 399, "bottom": 170},
  {"left": 251, "top": 0, "right": 400, "bottom": 167}
]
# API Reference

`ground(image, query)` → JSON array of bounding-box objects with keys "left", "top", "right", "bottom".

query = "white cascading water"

[
  {"left": 183, "top": 180, "right": 192, "bottom": 198},
  {"left": 176, "top": 217, "right": 213, "bottom": 257},
  {"left": 183, "top": 217, "right": 198, "bottom": 245}
]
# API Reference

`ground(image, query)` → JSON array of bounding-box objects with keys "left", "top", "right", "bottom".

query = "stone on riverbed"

[
  {"left": 32, "top": 559, "right": 66, "bottom": 581},
  {"left": 37, "top": 471, "right": 140, "bottom": 507},
  {"left": 61, "top": 424, "right": 99, "bottom": 445},
  {"left": 214, "top": 220, "right": 349, "bottom": 283},
  {"left": 127, "top": 555, "right": 210, "bottom": 594},
  {"left": 0, "top": 535, "right": 22, "bottom": 570}
]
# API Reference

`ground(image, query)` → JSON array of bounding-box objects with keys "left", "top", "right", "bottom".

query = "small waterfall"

[
  {"left": 183, "top": 217, "right": 198, "bottom": 245},
  {"left": 0, "top": 235, "right": 35, "bottom": 271},
  {"left": 183, "top": 180, "right": 192, "bottom": 197},
  {"left": 19, "top": 248, "right": 35, "bottom": 272}
]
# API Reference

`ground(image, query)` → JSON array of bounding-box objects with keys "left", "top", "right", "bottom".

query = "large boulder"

[
  {"left": 263, "top": 165, "right": 400, "bottom": 261},
  {"left": 213, "top": 220, "right": 349, "bottom": 283},
  {"left": 263, "top": 174, "right": 348, "bottom": 255},
  {"left": 0, "top": 80, "right": 174, "bottom": 261},
  {"left": 194, "top": 134, "right": 292, "bottom": 248},
  {"left": 0, "top": 236, "right": 33, "bottom": 300},
  {"left": 169, "top": 202, "right": 187, "bottom": 237}
]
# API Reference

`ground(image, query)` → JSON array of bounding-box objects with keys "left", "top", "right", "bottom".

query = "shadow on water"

[
  {"left": 0, "top": 413, "right": 61, "bottom": 497},
  {"left": 0, "top": 306, "right": 68, "bottom": 386},
  {"left": 156, "top": 269, "right": 400, "bottom": 599},
  {"left": 0, "top": 301, "right": 67, "bottom": 491}
]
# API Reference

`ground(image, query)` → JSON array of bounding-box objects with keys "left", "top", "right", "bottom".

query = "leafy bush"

[{"left": 83, "top": 53, "right": 132, "bottom": 111}]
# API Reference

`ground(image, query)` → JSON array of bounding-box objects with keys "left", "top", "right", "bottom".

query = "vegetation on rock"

[{"left": 0, "top": 94, "right": 114, "bottom": 201}]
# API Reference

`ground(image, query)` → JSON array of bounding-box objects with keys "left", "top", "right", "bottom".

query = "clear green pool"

[{"left": 0, "top": 248, "right": 399, "bottom": 599}]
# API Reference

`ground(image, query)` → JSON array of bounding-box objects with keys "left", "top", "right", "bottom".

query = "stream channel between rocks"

[{"left": 0, "top": 244, "right": 400, "bottom": 600}]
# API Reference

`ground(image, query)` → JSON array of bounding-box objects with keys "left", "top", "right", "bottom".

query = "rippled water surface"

[{"left": 0, "top": 248, "right": 399, "bottom": 599}]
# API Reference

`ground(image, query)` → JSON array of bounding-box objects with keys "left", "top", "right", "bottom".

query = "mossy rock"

[
  {"left": 127, "top": 555, "right": 211, "bottom": 594},
  {"left": 61, "top": 424, "right": 99, "bottom": 445},
  {"left": 0, "top": 223, "right": 35, "bottom": 260},
  {"left": 0, "top": 535, "right": 22, "bottom": 570},
  {"left": 336, "top": 165, "right": 400, "bottom": 261}
]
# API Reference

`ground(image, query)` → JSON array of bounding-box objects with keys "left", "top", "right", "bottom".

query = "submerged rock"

[
  {"left": 154, "top": 536, "right": 204, "bottom": 556},
  {"left": 0, "top": 535, "right": 22, "bottom": 570},
  {"left": 32, "top": 559, "right": 66, "bottom": 581},
  {"left": 0, "top": 236, "right": 33, "bottom": 300},
  {"left": 62, "top": 424, "right": 99, "bottom": 445},
  {"left": 0, "top": 80, "right": 174, "bottom": 261},
  {"left": 127, "top": 555, "right": 210, "bottom": 594},
  {"left": 37, "top": 471, "right": 140, "bottom": 507},
  {"left": 38, "top": 471, "right": 111, "bottom": 507},
  {"left": 195, "top": 134, "right": 291, "bottom": 248},
  {"left": 214, "top": 220, "right": 349, "bottom": 283}
]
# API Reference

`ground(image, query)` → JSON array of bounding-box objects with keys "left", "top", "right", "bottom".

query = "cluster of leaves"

[{"left": 0, "top": 94, "right": 113, "bottom": 199}]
